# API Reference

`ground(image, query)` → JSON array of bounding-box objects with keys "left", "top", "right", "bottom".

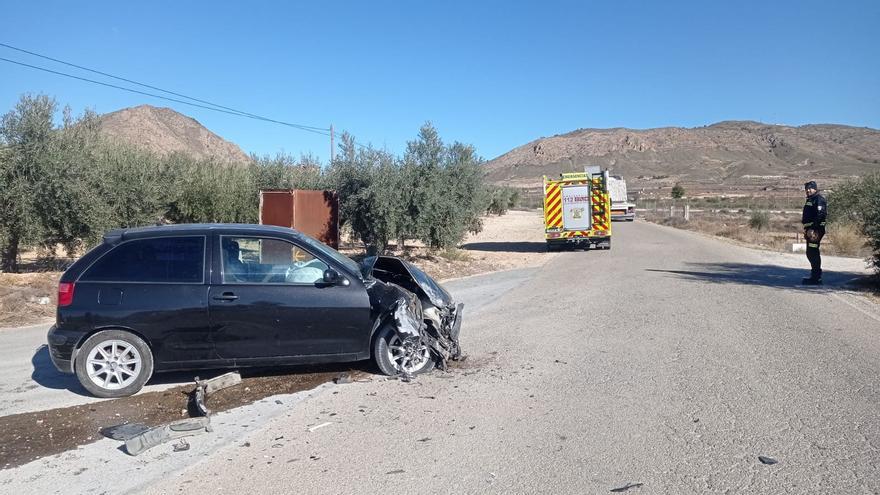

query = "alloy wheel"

[
  {"left": 85, "top": 339, "right": 143, "bottom": 390},
  {"left": 386, "top": 335, "right": 430, "bottom": 374}
]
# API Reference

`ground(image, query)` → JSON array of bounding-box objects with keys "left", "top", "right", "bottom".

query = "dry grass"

[
  {"left": 826, "top": 222, "right": 866, "bottom": 257},
  {"left": 0, "top": 272, "right": 60, "bottom": 326},
  {"left": 645, "top": 210, "right": 871, "bottom": 258},
  {"left": 437, "top": 248, "right": 472, "bottom": 262}
]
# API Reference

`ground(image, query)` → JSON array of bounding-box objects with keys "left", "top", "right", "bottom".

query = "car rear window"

[{"left": 80, "top": 236, "right": 205, "bottom": 283}]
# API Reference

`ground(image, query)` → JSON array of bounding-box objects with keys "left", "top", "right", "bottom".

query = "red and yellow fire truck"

[{"left": 542, "top": 169, "right": 612, "bottom": 251}]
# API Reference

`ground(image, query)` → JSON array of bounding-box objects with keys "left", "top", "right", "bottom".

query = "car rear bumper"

[
  {"left": 47, "top": 325, "right": 78, "bottom": 374},
  {"left": 547, "top": 236, "right": 610, "bottom": 245}
]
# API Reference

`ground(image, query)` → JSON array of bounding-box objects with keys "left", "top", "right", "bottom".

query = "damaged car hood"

[{"left": 361, "top": 256, "right": 453, "bottom": 308}]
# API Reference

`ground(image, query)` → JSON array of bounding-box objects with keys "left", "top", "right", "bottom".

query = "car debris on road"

[
  {"left": 610, "top": 482, "right": 644, "bottom": 492},
  {"left": 124, "top": 417, "right": 212, "bottom": 456},
  {"left": 189, "top": 372, "right": 242, "bottom": 417},
  {"left": 119, "top": 372, "right": 241, "bottom": 456}
]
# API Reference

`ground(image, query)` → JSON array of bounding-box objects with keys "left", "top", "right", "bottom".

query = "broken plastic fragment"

[
  {"left": 100, "top": 423, "right": 150, "bottom": 441},
  {"left": 307, "top": 422, "right": 333, "bottom": 432},
  {"left": 124, "top": 417, "right": 211, "bottom": 456},
  {"left": 758, "top": 456, "right": 778, "bottom": 465},
  {"left": 393, "top": 296, "right": 422, "bottom": 338},
  {"left": 610, "top": 482, "right": 643, "bottom": 492},
  {"left": 189, "top": 371, "right": 242, "bottom": 417}
]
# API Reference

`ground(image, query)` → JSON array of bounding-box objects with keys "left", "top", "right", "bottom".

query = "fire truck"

[{"left": 542, "top": 168, "right": 612, "bottom": 251}]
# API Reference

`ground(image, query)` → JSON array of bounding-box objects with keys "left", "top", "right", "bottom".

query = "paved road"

[{"left": 5, "top": 221, "right": 880, "bottom": 493}]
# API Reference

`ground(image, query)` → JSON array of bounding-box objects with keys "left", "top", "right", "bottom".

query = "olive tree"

[{"left": 0, "top": 94, "right": 56, "bottom": 271}]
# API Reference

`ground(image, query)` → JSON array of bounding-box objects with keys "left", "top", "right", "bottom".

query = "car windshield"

[{"left": 294, "top": 232, "right": 362, "bottom": 279}]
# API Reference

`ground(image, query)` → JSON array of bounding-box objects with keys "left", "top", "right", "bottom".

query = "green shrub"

[
  {"left": 829, "top": 174, "right": 880, "bottom": 271},
  {"left": 671, "top": 183, "right": 685, "bottom": 199},
  {"left": 748, "top": 210, "right": 770, "bottom": 231}
]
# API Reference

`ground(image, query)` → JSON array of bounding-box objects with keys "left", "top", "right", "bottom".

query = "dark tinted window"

[{"left": 81, "top": 237, "right": 205, "bottom": 283}]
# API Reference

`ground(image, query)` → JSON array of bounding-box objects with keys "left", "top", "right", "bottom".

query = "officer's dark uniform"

[{"left": 801, "top": 183, "right": 827, "bottom": 283}]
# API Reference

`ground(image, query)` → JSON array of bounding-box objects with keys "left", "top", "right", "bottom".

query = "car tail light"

[{"left": 58, "top": 282, "right": 75, "bottom": 307}]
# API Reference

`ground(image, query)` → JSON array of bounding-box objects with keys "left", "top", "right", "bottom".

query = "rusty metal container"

[{"left": 259, "top": 190, "right": 339, "bottom": 249}]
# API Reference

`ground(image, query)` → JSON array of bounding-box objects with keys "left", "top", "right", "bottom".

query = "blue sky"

[{"left": 2, "top": 0, "right": 878, "bottom": 162}]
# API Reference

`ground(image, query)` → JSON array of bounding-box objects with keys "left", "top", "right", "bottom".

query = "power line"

[
  {"left": 0, "top": 42, "right": 330, "bottom": 132},
  {"left": 0, "top": 45, "right": 379, "bottom": 151},
  {"left": 0, "top": 56, "right": 332, "bottom": 138}
]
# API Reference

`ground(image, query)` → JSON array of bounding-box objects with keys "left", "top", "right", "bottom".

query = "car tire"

[
  {"left": 373, "top": 325, "right": 434, "bottom": 376},
  {"left": 74, "top": 330, "right": 154, "bottom": 398}
]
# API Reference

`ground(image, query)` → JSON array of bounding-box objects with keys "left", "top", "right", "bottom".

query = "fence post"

[{"left": 684, "top": 204, "right": 690, "bottom": 221}]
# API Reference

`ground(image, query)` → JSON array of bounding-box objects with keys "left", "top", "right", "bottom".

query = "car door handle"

[{"left": 213, "top": 292, "right": 239, "bottom": 301}]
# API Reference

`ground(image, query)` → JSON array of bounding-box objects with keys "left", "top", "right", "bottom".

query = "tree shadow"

[
  {"left": 646, "top": 263, "right": 865, "bottom": 291},
  {"left": 460, "top": 241, "right": 548, "bottom": 253}
]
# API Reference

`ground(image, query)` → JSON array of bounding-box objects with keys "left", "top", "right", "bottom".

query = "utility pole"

[{"left": 330, "top": 124, "right": 334, "bottom": 163}]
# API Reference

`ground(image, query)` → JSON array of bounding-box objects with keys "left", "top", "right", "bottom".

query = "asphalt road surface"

[{"left": 3, "top": 221, "right": 879, "bottom": 494}]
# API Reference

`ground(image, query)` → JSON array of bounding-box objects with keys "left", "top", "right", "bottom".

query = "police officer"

[{"left": 801, "top": 180, "right": 827, "bottom": 285}]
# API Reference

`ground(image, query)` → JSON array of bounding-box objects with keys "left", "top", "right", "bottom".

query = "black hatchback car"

[{"left": 48, "top": 224, "right": 463, "bottom": 398}]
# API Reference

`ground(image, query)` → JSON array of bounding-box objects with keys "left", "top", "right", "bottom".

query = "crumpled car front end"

[{"left": 363, "top": 256, "right": 463, "bottom": 373}]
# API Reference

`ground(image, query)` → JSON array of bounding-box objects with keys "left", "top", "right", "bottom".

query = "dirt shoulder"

[
  {"left": 0, "top": 365, "right": 368, "bottom": 470},
  {"left": 0, "top": 273, "right": 59, "bottom": 327},
  {"left": 391, "top": 209, "right": 553, "bottom": 281}
]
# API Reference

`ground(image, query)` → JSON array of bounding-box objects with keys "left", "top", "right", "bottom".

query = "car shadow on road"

[
  {"left": 31, "top": 345, "right": 91, "bottom": 396},
  {"left": 646, "top": 262, "right": 866, "bottom": 291},
  {"left": 31, "top": 344, "right": 378, "bottom": 397},
  {"left": 460, "top": 241, "right": 547, "bottom": 253}
]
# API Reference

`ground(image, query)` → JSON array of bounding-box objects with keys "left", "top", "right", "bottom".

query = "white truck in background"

[{"left": 608, "top": 175, "right": 635, "bottom": 221}]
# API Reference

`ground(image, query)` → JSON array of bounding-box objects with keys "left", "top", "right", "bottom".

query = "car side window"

[
  {"left": 221, "top": 236, "right": 328, "bottom": 285},
  {"left": 81, "top": 236, "right": 205, "bottom": 283}
]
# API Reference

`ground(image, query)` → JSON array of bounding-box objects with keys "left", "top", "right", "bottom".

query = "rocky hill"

[
  {"left": 97, "top": 105, "right": 250, "bottom": 163},
  {"left": 485, "top": 121, "right": 880, "bottom": 190}
]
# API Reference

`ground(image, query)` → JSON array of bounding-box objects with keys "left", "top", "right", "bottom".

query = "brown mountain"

[
  {"left": 97, "top": 105, "right": 250, "bottom": 163},
  {"left": 485, "top": 121, "right": 880, "bottom": 190}
]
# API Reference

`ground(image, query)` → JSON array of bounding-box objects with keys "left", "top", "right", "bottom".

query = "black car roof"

[{"left": 103, "top": 223, "right": 302, "bottom": 244}]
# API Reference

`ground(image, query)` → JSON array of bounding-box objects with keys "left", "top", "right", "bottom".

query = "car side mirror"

[{"left": 322, "top": 269, "right": 348, "bottom": 286}]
